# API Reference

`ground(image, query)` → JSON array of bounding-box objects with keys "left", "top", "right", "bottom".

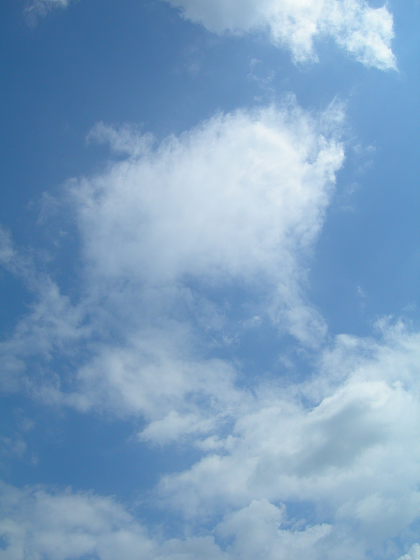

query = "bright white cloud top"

[
  {"left": 0, "top": 1, "right": 418, "bottom": 559},
  {"left": 164, "top": 0, "right": 396, "bottom": 69}
]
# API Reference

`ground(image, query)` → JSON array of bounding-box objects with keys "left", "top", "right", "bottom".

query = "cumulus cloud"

[
  {"left": 1, "top": 102, "right": 418, "bottom": 558},
  {"left": 0, "top": 483, "right": 157, "bottom": 560},
  {"left": 77, "top": 102, "right": 343, "bottom": 289},
  {"left": 157, "top": 322, "right": 420, "bottom": 558},
  {"left": 1, "top": 325, "right": 419, "bottom": 560},
  {"left": 163, "top": 0, "right": 396, "bottom": 69},
  {"left": 0, "top": 483, "right": 329, "bottom": 560},
  {"left": 1, "top": 99, "right": 344, "bottom": 426},
  {"left": 3, "top": 295, "right": 417, "bottom": 559},
  {"left": 398, "top": 544, "right": 420, "bottom": 560}
]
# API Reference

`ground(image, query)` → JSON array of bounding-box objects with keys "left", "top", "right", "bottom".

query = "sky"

[{"left": 0, "top": 0, "right": 419, "bottom": 559}]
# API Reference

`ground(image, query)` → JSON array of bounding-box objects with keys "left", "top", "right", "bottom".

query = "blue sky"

[{"left": 0, "top": 0, "right": 419, "bottom": 559}]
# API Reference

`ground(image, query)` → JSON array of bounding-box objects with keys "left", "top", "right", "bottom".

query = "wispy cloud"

[
  {"left": 24, "top": 0, "right": 71, "bottom": 26},
  {"left": 164, "top": 0, "right": 396, "bottom": 69}
]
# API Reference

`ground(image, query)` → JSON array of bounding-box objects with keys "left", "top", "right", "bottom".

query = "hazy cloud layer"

[{"left": 164, "top": 0, "right": 396, "bottom": 69}]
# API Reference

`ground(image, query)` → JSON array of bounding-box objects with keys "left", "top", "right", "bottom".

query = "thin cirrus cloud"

[
  {"left": 163, "top": 0, "right": 397, "bottom": 69},
  {"left": 24, "top": 0, "right": 71, "bottom": 25}
]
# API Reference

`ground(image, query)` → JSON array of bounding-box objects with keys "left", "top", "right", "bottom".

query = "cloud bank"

[
  {"left": 1, "top": 318, "right": 419, "bottom": 560},
  {"left": 159, "top": 322, "right": 420, "bottom": 557},
  {"left": 1, "top": 100, "right": 419, "bottom": 558},
  {"left": 163, "top": 0, "right": 396, "bottom": 69}
]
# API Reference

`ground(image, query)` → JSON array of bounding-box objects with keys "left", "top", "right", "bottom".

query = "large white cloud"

[
  {"left": 0, "top": 482, "right": 334, "bottom": 560},
  {"left": 80, "top": 103, "right": 343, "bottom": 292},
  {"left": 0, "top": 100, "right": 344, "bottom": 426},
  {"left": 163, "top": 0, "right": 396, "bottom": 69},
  {"left": 1, "top": 101, "right": 418, "bottom": 558},
  {"left": 156, "top": 322, "right": 420, "bottom": 558},
  {"left": 1, "top": 322, "right": 419, "bottom": 560}
]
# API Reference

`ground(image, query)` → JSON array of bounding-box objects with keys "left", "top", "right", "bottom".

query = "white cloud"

[
  {"left": 0, "top": 227, "right": 88, "bottom": 393},
  {"left": 22, "top": 0, "right": 396, "bottom": 69},
  {"left": 1, "top": 103, "right": 418, "bottom": 558},
  {"left": 1, "top": 99, "right": 344, "bottom": 427},
  {"left": 1, "top": 483, "right": 324, "bottom": 560},
  {"left": 163, "top": 0, "right": 396, "bottom": 69},
  {"left": 398, "top": 544, "right": 420, "bottom": 560},
  {"left": 158, "top": 323, "right": 420, "bottom": 557},
  {"left": 24, "top": 0, "right": 71, "bottom": 25},
  {"left": 0, "top": 484, "right": 327, "bottom": 560},
  {"left": 0, "top": 483, "right": 155, "bottom": 560},
  {"left": 0, "top": 275, "right": 88, "bottom": 394},
  {"left": 68, "top": 100, "right": 344, "bottom": 422},
  {"left": 216, "top": 499, "right": 332, "bottom": 560},
  {"left": 69, "top": 322, "right": 245, "bottom": 427},
  {"left": 78, "top": 103, "right": 343, "bottom": 287},
  {"left": 1, "top": 354, "right": 419, "bottom": 560}
]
